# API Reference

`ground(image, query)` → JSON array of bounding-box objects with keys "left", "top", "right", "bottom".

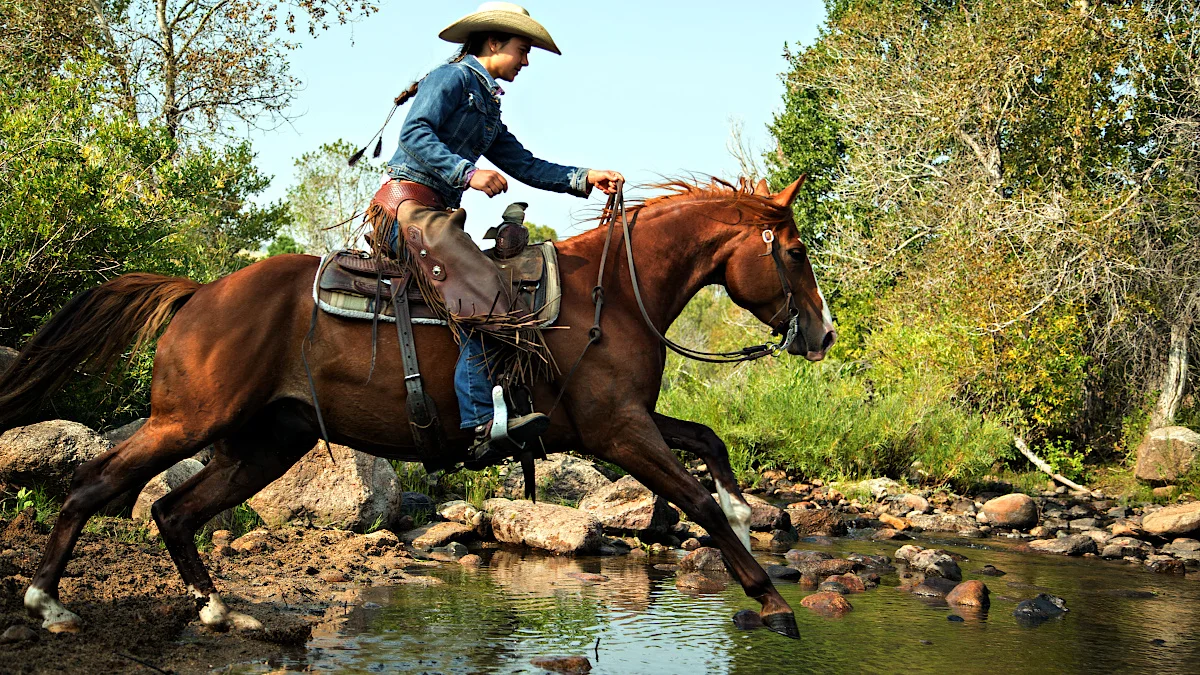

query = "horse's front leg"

[
  {"left": 652, "top": 412, "right": 753, "bottom": 552},
  {"left": 592, "top": 409, "right": 798, "bottom": 638}
]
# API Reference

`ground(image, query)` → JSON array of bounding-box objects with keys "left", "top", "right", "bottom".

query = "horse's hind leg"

[
  {"left": 653, "top": 413, "right": 753, "bottom": 552},
  {"left": 151, "top": 409, "right": 314, "bottom": 630},
  {"left": 25, "top": 417, "right": 204, "bottom": 632}
]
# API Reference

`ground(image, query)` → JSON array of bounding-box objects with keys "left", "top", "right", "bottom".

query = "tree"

[
  {"left": 285, "top": 139, "right": 381, "bottom": 253},
  {"left": 526, "top": 222, "right": 557, "bottom": 243},
  {"left": 267, "top": 233, "right": 305, "bottom": 256}
]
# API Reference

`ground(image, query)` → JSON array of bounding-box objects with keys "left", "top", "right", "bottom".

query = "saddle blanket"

[{"left": 312, "top": 241, "right": 562, "bottom": 328}]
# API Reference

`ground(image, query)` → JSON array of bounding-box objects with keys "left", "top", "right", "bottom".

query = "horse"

[{"left": 0, "top": 176, "right": 835, "bottom": 638}]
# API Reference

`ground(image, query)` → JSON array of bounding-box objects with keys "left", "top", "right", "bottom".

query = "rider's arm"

[
  {"left": 396, "top": 65, "right": 477, "bottom": 191},
  {"left": 484, "top": 121, "right": 591, "bottom": 197}
]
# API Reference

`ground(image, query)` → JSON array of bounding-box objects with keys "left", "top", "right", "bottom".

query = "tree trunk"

[
  {"left": 156, "top": 0, "right": 179, "bottom": 140},
  {"left": 1151, "top": 318, "right": 1191, "bottom": 429}
]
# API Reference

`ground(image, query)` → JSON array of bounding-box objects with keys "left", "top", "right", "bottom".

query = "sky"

[{"left": 251, "top": 1, "right": 827, "bottom": 242}]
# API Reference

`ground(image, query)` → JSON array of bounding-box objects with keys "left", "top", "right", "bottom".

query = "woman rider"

[{"left": 384, "top": 3, "right": 623, "bottom": 464}]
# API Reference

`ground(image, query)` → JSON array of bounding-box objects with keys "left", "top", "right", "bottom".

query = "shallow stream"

[{"left": 248, "top": 535, "right": 1200, "bottom": 674}]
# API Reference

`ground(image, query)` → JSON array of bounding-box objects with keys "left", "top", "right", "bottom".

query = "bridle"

[{"left": 550, "top": 183, "right": 801, "bottom": 412}]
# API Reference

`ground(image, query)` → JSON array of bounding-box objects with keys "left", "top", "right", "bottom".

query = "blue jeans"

[{"left": 455, "top": 327, "right": 498, "bottom": 429}]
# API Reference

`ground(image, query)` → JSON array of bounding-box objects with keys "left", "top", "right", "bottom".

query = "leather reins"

[{"left": 550, "top": 183, "right": 800, "bottom": 413}]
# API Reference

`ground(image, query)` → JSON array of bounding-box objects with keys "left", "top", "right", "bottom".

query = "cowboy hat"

[{"left": 439, "top": 2, "right": 561, "bottom": 55}]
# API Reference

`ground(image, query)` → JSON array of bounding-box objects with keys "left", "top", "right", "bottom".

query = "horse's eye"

[{"left": 786, "top": 248, "right": 804, "bottom": 261}]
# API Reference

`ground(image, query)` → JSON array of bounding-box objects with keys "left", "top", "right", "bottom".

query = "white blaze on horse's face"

[
  {"left": 815, "top": 274, "right": 833, "bottom": 329},
  {"left": 715, "top": 483, "right": 753, "bottom": 552}
]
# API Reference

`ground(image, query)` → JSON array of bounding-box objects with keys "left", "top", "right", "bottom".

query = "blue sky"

[{"left": 251, "top": 1, "right": 826, "bottom": 241}]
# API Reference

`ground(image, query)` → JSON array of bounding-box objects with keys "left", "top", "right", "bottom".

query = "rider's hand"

[
  {"left": 587, "top": 169, "right": 625, "bottom": 195},
  {"left": 468, "top": 169, "right": 508, "bottom": 197}
]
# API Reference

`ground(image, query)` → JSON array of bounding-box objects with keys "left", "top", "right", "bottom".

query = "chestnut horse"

[{"left": 0, "top": 176, "right": 834, "bottom": 638}]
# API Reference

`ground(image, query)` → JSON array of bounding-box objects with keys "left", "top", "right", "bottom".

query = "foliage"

[
  {"left": 525, "top": 222, "right": 558, "bottom": 243},
  {"left": 285, "top": 139, "right": 381, "bottom": 253},
  {"left": 267, "top": 233, "right": 305, "bottom": 257},
  {"left": 0, "top": 485, "right": 58, "bottom": 525},
  {"left": 392, "top": 461, "right": 503, "bottom": 510}
]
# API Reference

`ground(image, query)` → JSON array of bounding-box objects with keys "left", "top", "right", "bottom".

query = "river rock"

[
  {"left": 766, "top": 564, "right": 802, "bottom": 581},
  {"left": 872, "top": 528, "right": 911, "bottom": 541},
  {"left": 1013, "top": 593, "right": 1068, "bottom": 624},
  {"left": 403, "top": 522, "right": 476, "bottom": 550},
  {"left": 790, "top": 558, "right": 857, "bottom": 577},
  {"left": 1164, "top": 538, "right": 1200, "bottom": 553},
  {"left": 437, "top": 500, "right": 491, "bottom": 537},
  {"left": 578, "top": 475, "right": 678, "bottom": 536},
  {"left": 785, "top": 549, "right": 833, "bottom": 564},
  {"left": 502, "top": 455, "right": 612, "bottom": 502},
  {"left": 912, "top": 577, "right": 959, "bottom": 597},
  {"left": 828, "top": 573, "right": 867, "bottom": 593},
  {"left": 857, "top": 477, "right": 902, "bottom": 499},
  {"left": 0, "top": 420, "right": 111, "bottom": 496},
  {"left": 102, "top": 418, "right": 146, "bottom": 445},
  {"left": 1029, "top": 535, "right": 1098, "bottom": 556},
  {"left": 679, "top": 547, "right": 729, "bottom": 575},
  {"left": 1142, "top": 502, "right": 1200, "bottom": 537},
  {"left": 131, "top": 459, "right": 209, "bottom": 530},
  {"left": 847, "top": 553, "right": 893, "bottom": 571},
  {"left": 894, "top": 544, "right": 924, "bottom": 562},
  {"left": 885, "top": 493, "right": 930, "bottom": 516},
  {"left": 910, "top": 549, "right": 963, "bottom": 581},
  {"left": 675, "top": 572, "right": 728, "bottom": 594},
  {"left": 530, "top": 655, "right": 592, "bottom": 674},
  {"left": 1100, "top": 536, "right": 1154, "bottom": 559},
  {"left": 1144, "top": 555, "right": 1187, "bottom": 575},
  {"left": 977, "top": 564, "right": 1006, "bottom": 576},
  {"left": 490, "top": 500, "right": 603, "bottom": 554},
  {"left": 1135, "top": 426, "right": 1200, "bottom": 483},
  {"left": 750, "top": 528, "right": 798, "bottom": 550},
  {"left": 801, "top": 591, "right": 853, "bottom": 617},
  {"left": 0, "top": 345, "right": 17, "bottom": 375},
  {"left": 248, "top": 443, "right": 402, "bottom": 532},
  {"left": 946, "top": 580, "right": 990, "bottom": 607},
  {"left": 907, "top": 513, "right": 977, "bottom": 533},
  {"left": 743, "top": 493, "right": 790, "bottom": 531},
  {"left": 818, "top": 580, "right": 849, "bottom": 594},
  {"left": 789, "top": 508, "right": 846, "bottom": 536},
  {"left": 980, "top": 493, "right": 1038, "bottom": 529}
]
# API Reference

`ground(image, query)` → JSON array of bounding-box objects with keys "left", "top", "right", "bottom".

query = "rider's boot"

[{"left": 466, "top": 412, "right": 549, "bottom": 468}]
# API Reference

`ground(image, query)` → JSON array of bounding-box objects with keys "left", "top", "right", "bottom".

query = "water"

[{"left": 255, "top": 536, "right": 1200, "bottom": 674}]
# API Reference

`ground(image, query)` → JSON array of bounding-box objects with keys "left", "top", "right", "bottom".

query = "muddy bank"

[{"left": 0, "top": 520, "right": 438, "bottom": 674}]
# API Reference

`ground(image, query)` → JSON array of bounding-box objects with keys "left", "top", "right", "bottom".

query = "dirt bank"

[{"left": 0, "top": 519, "right": 440, "bottom": 674}]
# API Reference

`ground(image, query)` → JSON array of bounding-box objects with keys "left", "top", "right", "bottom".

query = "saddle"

[{"left": 314, "top": 241, "right": 562, "bottom": 328}]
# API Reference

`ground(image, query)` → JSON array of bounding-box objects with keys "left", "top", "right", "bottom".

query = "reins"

[{"left": 550, "top": 183, "right": 800, "bottom": 413}]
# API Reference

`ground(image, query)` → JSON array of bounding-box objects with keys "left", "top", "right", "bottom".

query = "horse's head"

[{"left": 723, "top": 177, "right": 836, "bottom": 361}]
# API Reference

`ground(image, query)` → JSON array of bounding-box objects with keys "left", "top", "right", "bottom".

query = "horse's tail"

[{"left": 0, "top": 273, "right": 201, "bottom": 431}]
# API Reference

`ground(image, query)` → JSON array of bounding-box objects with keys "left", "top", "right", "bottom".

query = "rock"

[
  {"left": 491, "top": 500, "right": 603, "bottom": 554},
  {"left": 790, "top": 558, "right": 858, "bottom": 577},
  {"left": 230, "top": 529, "right": 271, "bottom": 554},
  {"left": 3, "top": 507, "right": 45, "bottom": 538},
  {"left": 1013, "top": 593, "right": 1068, "bottom": 624},
  {"left": 675, "top": 572, "right": 728, "bottom": 593},
  {"left": 872, "top": 528, "right": 911, "bottom": 541},
  {"left": 789, "top": 508, "right": 846, "bottom": 536},
  {"left": 879, "top": 513, "right": 909, "bottom": 530},
  {"left": 1144, "top": 555, "right": 1187, "bottom": 575},
  {"left": 1069, "top": 518, "right": 1099, "bottom": 531},
  {"left": 1153, "top": 486, "right": 1177, "bottom": 499},
  {"left": 742, "top": 494, "right": 790, "bottom": 531},
  {"left": 404, "top": 522, "right": 476, "bottom": 550},
  {"left": 681, "top": 537, "right": 702, "bottom": 551},
  {"left": 801, "top": 591, "right": 853, "bottom": 617},
  {"left": 1029, "top": 535, "right": 1098, "bottom": 556},
  {"left": 131, "top": 459, "right": 206, "bottom": 523},
  {"left": 732, "top": 609, "right": 764, "bottom": 630},
  {"left": 102, "top": 418, "right": 146, "bottom": 445},
  {"left": 946, "top": 580, "right": 990, "bottom": 607},
  {"left": 766, "top": 564, "right": 802, "bottom": 581},
  {"left": 829, "top": 573, "right": 867, "bottom": 593},
  {"left": 0, "top": 420, "right": 111, "bottom": 496},
  {"left": 0, "top": 624, "right": 37, "bottom": 644},
  {"left": 679, "top": 547, "right": 729, "bottom": 575},
  {"left": 437, "top": 500, "right": 478, "bottom": 524},
  {"left": 1165, "top": 538, "right": 1200, "bottom": 553},
  {"left": 502, "top": 455, "right": 612, "bottom": 502},
  {"left": 566, "top": 572, "right": 610, "bottom": 583},
  {"left": 248, "top": 443, "right": 402, "bottom": 532},
  {"left": 889, "top": 493, "right": 930, "bottom": 515},
  {"left": 1100, "top": 536, "right": 1153, "bottom": 559},
  {"left": 785, "top": 549, "right": 833, "bottom": 564},
  {"left": 0, "top": 345, "right": 17, "bottom": 375},
  {"left": 912, "top": 577, "right": 959, "bottom": 598},
  {"left": 979, "top": 493, "right": 1039, "bottom": 530},
  {"left": 458, "top": 553, "right": 484, "bottom": 567},
  {"left": 977, "top": 565, "right": 1006, "bottom": 576},
  {"left": 1135, "top": 426, "right": 1200, "bottom": 483},
  {"left": 894, "top": 544, "right": 924, "bottom": 562},
  {"left": 910, "top": 550, "right": 962, "bottom": 581},
  {"left": 1142, "top": 503, "right": 1200, "bottom": 538},
  {"left": 818, "top": 580, "right": 849, "bottom": 594},
  {"left": 907, "top": 513, "right": 978, "bottom": 533},
  {"left": 577, "top": 475, "right": 678, "bottom": 536},
  {"left": 749, "top": 529, "right": 798, "bottom": 551},
  {"left": 530, "top": 656, "right": 592, "bottom": 675},
  {"left": 858, "top": 477, "right": 902, "bottom": 499},
  {"left": 401, "top": 491, "right": 436, "bottom": 519}
]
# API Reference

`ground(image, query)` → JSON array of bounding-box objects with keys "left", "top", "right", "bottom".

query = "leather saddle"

[{"left": 314, "top": 242, "right": 562, "bottom": 328}]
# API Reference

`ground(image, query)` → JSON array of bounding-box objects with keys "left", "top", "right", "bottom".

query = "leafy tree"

[
  {"left": 285, "top": 139, "right": 381, "bottom": 253},
  {"left": 526, "top": 222, "right": 557, "bottom": 243},
  {"left": 267, "top": 233, "right": 305, "bottom": 256}
]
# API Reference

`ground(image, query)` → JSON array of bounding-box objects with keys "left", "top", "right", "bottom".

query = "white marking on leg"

[
  {"left": 196, "top": 589, "right": 262, "bottom": 631},
  {"left": 24, "top": 586, "right": 82, "bottom": 632},
  {"left": 715, "top": 483, "right": 753, "bottom": 552}
]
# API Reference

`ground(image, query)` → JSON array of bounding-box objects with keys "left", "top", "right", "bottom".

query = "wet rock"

[
  {"left": 829, "top": 573, "right": 867, "bottom": 593},
  {"left": 578, "top": 476, "right": 678, "bottom": 536},
  {"left": 0, "top": 420, "right": 111, "bottom": 497},
  {"left": 402, "top": 522, "right": 476, "bottom": 550},
  {"left": 248, "top": 443, "right": 403, "bottom": 532},
  {"left": 858, "top": 477, "right": 902, "bottom": 499},
  {"left": 132, "top": 458, "right": 206, "bottom": 523},
  {"left": 1029, "top": 535, "right": 1098, "bottom": 556},
  {"left": 910, "top": 550, "right": 962, "bottom": 581},
  {"left": 1070, "top": 518, "right": 1099, "bottom": 531},
  {"left": 818, "top": 580, "right": 849, "bottom": 594},
  {"left": 1144, "top": 555, "right": 1187, "bottom": 575},
  {"left": 977, "top": 565, "right": 1006, "bottom": 576},
  {"left": 1013, "top": 593, "right": 1068, "bottom": 624},
  {"left": 785, "top": 549, "right": 834, "bottom": 564},
  {"left": 681, "top": 537, "right": 702, "bottom": 551},
  {"left": 801, "top": 591, "right": 853, "bottom": 617},
  {"left": 1142, "top": 503, "right": 1200, "bottom": 538},
  {"left": 790, "top": 558, "right": 858, "bottom": 577},
  {"left": 458, "top": 554, "right": 483, "bottom": 567},
  {"left": 0, "top": 624, "right": 37, "bottom": 644},
  {"left": 1100, "top": 536, "right": 1153, "bottom": 559},
  {"left": 912, "top": 577, "right": 959, "bottom": 598},
  {"left": 1134, "top": 426, "right": 1200, "bottom": 483},
  {"left": 530, "top": 655, "right": 592, "bottom": 674},
  {"left": 744, "top": 493, "right": 790, "bottom": 531},
  {"left": 982, "top": 493, "right": 1040, "bottom": 529},
  {"left": 503, "top": 455, "right": 612, "bottom": 502},
  {"left": 766, "top": 564, "right": 801, "bottom": 581},
  {"left": 847, "top": 553, "right": 893, "bottom": 571},
  {"left": 749, "top": 528, "right": 798, "bottom": 551},
  {"left": 491, "top": 500, "right": 603, "bottom": 555},
  {"left": 675, "top": 572, "right": 727, "bottom": 594},
  {"left": 679, "top": 547, "right": 729, "bottom": 575},
  {"left": 732, "top": 609, "right": 763, "bottom": 630},
  {"left": 231, "top": 529, "right": 272, "bottom": 554},
  {"left": 789, "top": 508, "right": 846, "bottom": 536},
  {"left": 889, "top": 493, "right": 930, "bottom": 515},
  {"left": 946, "top": 580, "right": 990, "bottom": 607},
  {"left": 402, "top": 491, "right": 436, "bottom": 519},
  {"left": 878, "top": 513, "right": 909, "bottom": 530},
  {"left": 872, "top": 528, "right": 911, "bottom": 541},
  {"left": 1165, "top": 538, "right": 1200, "bottom": 553},
  {"left": 907, "top": 513, "right": 978, "bottom": 534}
]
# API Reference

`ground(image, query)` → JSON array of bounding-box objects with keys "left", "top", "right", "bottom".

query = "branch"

[{"left": 1014, "top": 437, "right": 1099, "bottom": 497}]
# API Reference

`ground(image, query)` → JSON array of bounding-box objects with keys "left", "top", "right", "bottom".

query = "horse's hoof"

[
  {"left": 762, "top": 611, "right": 800, "bottom": 639},
  {"left": 45, "top": 618, "right": 81, "bottom": 634}
]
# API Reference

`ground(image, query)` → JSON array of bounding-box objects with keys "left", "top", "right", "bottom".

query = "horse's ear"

[
  {"left": 772, "top": 174, "right": 807, "bottom": 207},
  {"left": 753, "top": 178, "right": 771, "bottom": 196}
]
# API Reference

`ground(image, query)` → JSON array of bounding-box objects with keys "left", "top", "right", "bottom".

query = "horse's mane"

[{"left": 622, "top": 176, "right": 792, "bottom": 228}]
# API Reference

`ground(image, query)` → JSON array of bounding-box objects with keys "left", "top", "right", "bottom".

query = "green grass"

[{"left": 0, "top": 485, "right": 59, "bottom": 525}]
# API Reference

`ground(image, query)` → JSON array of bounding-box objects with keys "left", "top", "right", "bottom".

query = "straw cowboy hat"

[{"left": 439, "top": 2, "right": 562, "bottom": 55}]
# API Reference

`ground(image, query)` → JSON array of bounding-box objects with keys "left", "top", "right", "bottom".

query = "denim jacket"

[{"left": 386, "top": 55, "right": 591, "bottom": 209}]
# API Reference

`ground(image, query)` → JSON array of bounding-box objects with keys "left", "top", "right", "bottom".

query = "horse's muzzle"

[{"left": 788, "top": 326, "right": 836, "bottom": 360}]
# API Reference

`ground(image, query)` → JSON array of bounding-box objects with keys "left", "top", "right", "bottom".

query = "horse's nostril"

[{"left": 821, "top": 330, "right": 836, "bottom": 352}]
